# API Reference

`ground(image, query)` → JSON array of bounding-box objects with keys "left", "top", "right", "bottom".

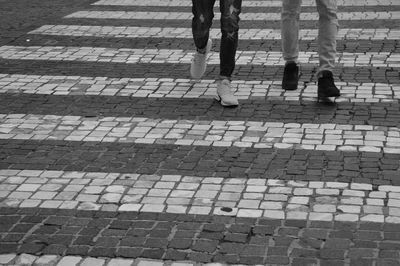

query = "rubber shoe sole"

[{"left": 215, "top": 94, "right": 239, "bottom": 107}]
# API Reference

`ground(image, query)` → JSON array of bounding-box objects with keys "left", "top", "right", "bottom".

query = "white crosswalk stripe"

[
  {"left": 29, "top": 25, "right": 400, "bottom": 40},
  {"left": 1, "top": 168, "right": 400, "bottom": 223},
  {"left": 1, "top": 74, "right": 399, "bottom": 103},
  {"left": 65, "top": 10, "right": 400, "bottom": 20},
  {"left": 1, "top": 46, "right": 399, "bottom": 67},
  {"left": 92, "top": 0, "right": 400, "bottom": 7},
  {"left": 1, "top": 113, "right": 399, "bottom": 153}
]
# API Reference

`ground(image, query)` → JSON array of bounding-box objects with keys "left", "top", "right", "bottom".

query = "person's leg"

[
  {"left": 281, "top": 0, "right": 302, "bottom": 90},
  {"left": 219, "top": 0, "right": 242, "bottom": 79},
  {"left": 216, "top": 0, "right": 242, "bottom": 106},
  {"left": 192, "top": 0, "right": 215, "bottom": 51},
  {"left": 316, "top": 0, "right": 340, "bottom": 98},
  {"left": 316, "top": 0, "right": 338, "bottom": 74},
  {"left": 190, "top": 0, "right": 216, "bottom": 79},
  {"left": 281, "top": 0, "right": 301, "bottom": 63}
]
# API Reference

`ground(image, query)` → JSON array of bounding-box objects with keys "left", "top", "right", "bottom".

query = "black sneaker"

[
  {"left": 317, "top": 70, "right": 340, "bottom": 99},
  {"left": 282, "top": 62, "right": 299, "bottom": 91}
]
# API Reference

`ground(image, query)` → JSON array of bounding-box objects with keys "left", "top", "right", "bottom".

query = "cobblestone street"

[{"left": 0, "top": 0, "right": 400, "bottom": 265}]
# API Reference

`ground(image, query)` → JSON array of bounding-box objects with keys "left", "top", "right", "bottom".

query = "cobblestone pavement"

[{"left": 0, "top": 0, "right": 400, "bottom": 265}]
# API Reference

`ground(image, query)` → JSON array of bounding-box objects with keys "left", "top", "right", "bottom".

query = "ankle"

[
  {"left": 318, "top": 70, "right": 334, "bottom": 79},
  {"left": 196, "top": 47, "right": 207, "bottom": 54}
]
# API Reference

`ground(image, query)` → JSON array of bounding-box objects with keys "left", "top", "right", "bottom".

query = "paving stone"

[
  {"left": 348, "top": 248, "right": 379, "bottom": 259},
  {"left": 324, "top": 238, "right": 352, "bottom": 249},
  {"left": 79, "top": 257, "right": 106, "bottom": 266},
  {"left": 56, "top": 256, "right": 82, "bottom": 266},
  {"left": 219, "top": 242, "right": 245, "bottom": 254},
  {"left": 203, "top": 223, "right": 226, "bottom": 232},
  {"left": 265, "top": 256, "right": 290, "bottom": 264},
  {"left": 379, "top": 250, "right": 400, "bottom": 259},
  {"left": 224, "top": 233, "right": 248, "bottom": 243},
  {"left": 212, "top": 254, "right": 239, "bottom": 264},
  {"left": 168, "top": 238, "right": 192, "bottom": 249},
  {"left": 0, "top": 254, "right": 16, "bottom": 264},
  {"left": 188, "top": 252, "right": 213, "bottom": 263},
  {"left": 32, "top": 255, "right": 59, "bottom": 266},
  {"left": 239, "top": 255, "right": 264, "bottom": 265},
  {"left": 116, "top": 247, "right": 142, "bottom": 258},
  {"left": 107, "top": 258, "right": 134, "bottom": 266},
  {"left": 320, "top": 248, "right": 346, "bottom": 259},
  {"left": 320, "top": 259, "right": 346, "bottom": 266},
  {"left": 170, "top": 262, "right": 195, "bottom": 266},
  {"left": 14, "top": 254, "right": 37, "bottom": 265},
  {"left": 88, "top": 247, "right": 116, "bottom": 258},
  {"left": 192, "top": 240, "right": 218, "bottom": 253},
  {"left": 335, "top": 214, "right": 359, "bottom": 222},
  {"left": 376, "top": 259, "right": 400, "bottom": 266},
  {"left": 292, "top": 258, "right": 319, "bottom": 266},
  {"left": 361, "top": 214, "right": 384, "bottom": 223},
  {"left": 164, "top": 249, "right": 187, "bottom": 261},
  {"left": 136, "top": 260, "right": 164, "bottom": 266},
  {"left": 349, "top": 258, "right": 375, "bottom": 266}
]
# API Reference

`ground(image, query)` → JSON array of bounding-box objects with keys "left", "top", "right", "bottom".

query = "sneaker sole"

[{"left": 215, "top": 95, "right": 239, "bottom": 107}]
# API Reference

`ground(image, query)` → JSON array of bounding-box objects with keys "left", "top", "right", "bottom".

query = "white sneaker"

[
  {"left": 216, "top": 79, "right": 239, "bottom": 107},
  {"left": 190, "top": 39, "right": 212, "bottom": 79}
]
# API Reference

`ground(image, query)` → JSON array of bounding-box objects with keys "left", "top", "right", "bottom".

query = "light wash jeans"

[{"left": 281, "top": 0, "right": 339, "bottom": 75}]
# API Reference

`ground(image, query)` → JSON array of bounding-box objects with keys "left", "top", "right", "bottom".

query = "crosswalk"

[
  {"left": 0, "top": 0, "right": 400, "bottom": 265},
  {"left": 1, "top": 0, "right": 400, "bottom": 226},
  {"left": 2, "top": 168, "right": 400, "bottom": 222},
  {"left": 1, "top": 74, "right": 398, "bottom": 103},
  {"left": 2, "top": 113, "right": 400, "bottom": 153},
  {"left": 1, "top": 46, "right": 399, "bottom": 68}
]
